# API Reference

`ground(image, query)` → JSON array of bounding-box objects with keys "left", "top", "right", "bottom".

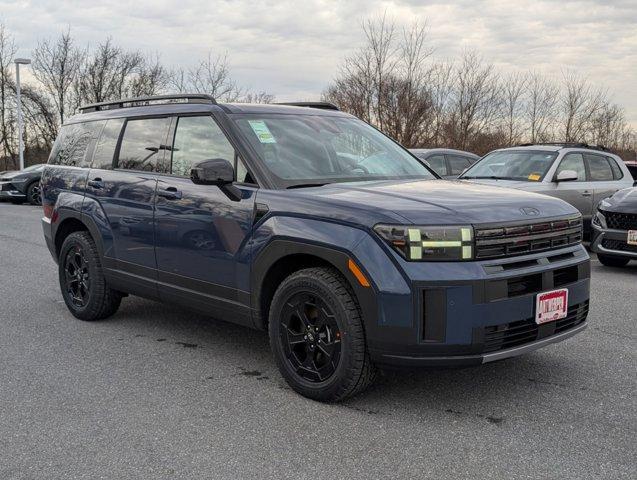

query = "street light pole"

[{"left": 14, "top": 58, "right": 31, "bottom": 171}]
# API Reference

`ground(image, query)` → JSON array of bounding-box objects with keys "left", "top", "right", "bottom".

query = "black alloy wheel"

[
  {"left": 279, "top": 292, "right": 342, "bottom": 383},
  {"left": 63, "top": 245, "right": 91, "bottom": 308},
  {"left": 269, "top": 267, "right": 376, "bottom": 402},
  {"left": 58, "top": 231, "right": 122, "bottom": 321},
  {"left": 27, "top": 182, "right": 41, "bottom": 205}
]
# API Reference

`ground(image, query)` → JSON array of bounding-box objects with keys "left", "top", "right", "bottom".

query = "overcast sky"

[{"left": 2, "top": 0, "right": 636, "bottom": 126}]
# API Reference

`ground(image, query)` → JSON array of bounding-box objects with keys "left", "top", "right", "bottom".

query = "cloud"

[{"left": 2, "top": 0, "right": 636, "bottom": 125}]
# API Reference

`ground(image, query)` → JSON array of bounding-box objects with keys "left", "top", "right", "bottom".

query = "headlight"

[
  {"left": 7, "top": 177, "right": 27, "bottom": 183},
  {"left": 374, "top": 224, "right": 474, "bottom": 261},
  {"left": 592, "top": 210, "right": 607, "bottom": 229}
]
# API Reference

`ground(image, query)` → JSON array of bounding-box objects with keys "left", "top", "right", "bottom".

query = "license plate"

[
  {"left": 628, "top": 230, "right": 637, "bottom": 246},
  {"left": 535, "top": 288, "right": 568, "bottom": 324}
]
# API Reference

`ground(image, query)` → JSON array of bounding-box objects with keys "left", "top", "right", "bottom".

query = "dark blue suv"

[{"left": 41, "top": 94, "right": 590, "bottom": 401}]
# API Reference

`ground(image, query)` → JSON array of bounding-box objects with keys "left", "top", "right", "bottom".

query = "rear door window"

[
  {"left": 424, "top": 154, "right": 447, "bottom": 176},
  {"left": 556, "top": 153, "right": 586, "bottom": 181},
  {"left": 447, "top": 155, "right": 472, "bottom": 176},
  {"left": 585, "top": 154, "right": 613, "bottom": 181},
  {"left": 116, "top": 117, "right": 171, "bottom": 172},
  {"left": 90, "top": 118, "right": 125, "bottom": 170},
  {"left": 49, "top": 121, "right": 105, "bottom": 167}
]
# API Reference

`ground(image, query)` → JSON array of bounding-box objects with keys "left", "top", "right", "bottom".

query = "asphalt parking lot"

[{"left": 0, "top": 203, "right": 635, "bottom": 479}]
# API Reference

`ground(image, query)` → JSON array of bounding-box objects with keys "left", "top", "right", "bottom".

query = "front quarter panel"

[{"left": 250, "top": 214, "right": 412, "bottom": 338}]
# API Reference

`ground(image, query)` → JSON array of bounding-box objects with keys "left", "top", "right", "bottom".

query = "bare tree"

[
  {"left": 129, "top": 55, "right": 169, "bottom": 97},
  {"left": 0, "top": 24, "right": 17, "bottom": 166},
  {"left": 74, "top": 39, "right": 144, "bottom": 106},
  {"left": 170, "top": 51, "right": 273, "bottom": 103},
  {"left": 525, "top": 72, "right": 558, "bottom": 143},
  {"left": 31, "top": 28, "right": 84, "bottom": 125},
  {"left": 500, "top": 72, "right": 527, "bottom": 145},
  {"left": 171, "top": 52, "right": 238, "bottom": 100},
  {"left": 559, "top": 71, "right": 605, "bottom": 142},
  {"left": 446, "top": 50, "right": 501, "bottom": 150}
]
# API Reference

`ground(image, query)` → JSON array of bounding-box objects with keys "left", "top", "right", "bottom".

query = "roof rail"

[
  {"left": 274, "top": 102, "right": 340, "bottom": 111},
  {"left": 79, "top": 94, "right": 217, "bottom": 113},
  {"left": 516, "top": 142, "right": 610, "bottom": 152}
]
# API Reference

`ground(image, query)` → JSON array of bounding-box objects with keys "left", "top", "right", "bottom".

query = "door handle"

[
  {"left": 581, "top": 191, "right": 592, "bottom": 197},
  {"left": 157, "top": 187, "right": 182, "bottom": 200},
  {"left": 87, "top": 178, "right": 104, "bottom": 189}
]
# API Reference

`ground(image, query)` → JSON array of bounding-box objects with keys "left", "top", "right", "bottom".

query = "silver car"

[{"left": 459, "top": 144, "right": 633, "bottom": 235}]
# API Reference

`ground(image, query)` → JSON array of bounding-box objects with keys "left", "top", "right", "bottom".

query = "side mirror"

[
  {"left": 190, "top": 158, "right": 242, "bottom": 202},
  {"left": 556, "top": 169, "right": 578, "bottom": 182},
  {"left": 191, "top": 158, "right": 234, "bottom": 185}
]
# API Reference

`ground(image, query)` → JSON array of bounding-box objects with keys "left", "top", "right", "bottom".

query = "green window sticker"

[{"left": 248, "top": 120, "right": 276, "bottom": 144}]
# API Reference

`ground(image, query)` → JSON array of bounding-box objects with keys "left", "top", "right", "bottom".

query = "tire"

[
  {"left": 597, "top": 253, "right": 630, "bottom": 267},
  {"left": 58, "top": 231, "right": 122, "bottom": 321},
  {"left": 269, "top": 267, "right": 376, "bottom": 402},
  {"left": 26, "top": 181, "right": 41, "bottom": 206}
]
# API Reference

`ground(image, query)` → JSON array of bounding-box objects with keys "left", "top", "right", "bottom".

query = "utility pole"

[{"left": 14, "top": 58, "right": 31, "bottom": 170}]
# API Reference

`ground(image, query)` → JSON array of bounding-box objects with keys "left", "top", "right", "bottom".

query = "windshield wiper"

[
  {"left": 287, "top": 182, "right": 331, "bottom": 189},
  {"left": 461, "top": 175, "right": 519, "bottom": 180}
]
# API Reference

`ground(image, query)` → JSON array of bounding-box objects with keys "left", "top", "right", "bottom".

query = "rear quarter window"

[
  {"left": 607, "top": 157, "right": 623, "bottom": 180},
  {"left": 48, "top": 121, "right": 105, "bottom": 167}
]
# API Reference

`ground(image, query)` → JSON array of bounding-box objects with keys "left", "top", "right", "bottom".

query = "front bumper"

[
  {"left": 381, "top": 322, "right": 587, "bottom": 367},
  {"left": 367, "top": 245, "right": 590, "bottom": 367},
  {"left": 591, "top": 224, "right": 637, "bottom": 259},
  {"left": 0, "top": 187, "right": 26, "bottom": 199}
]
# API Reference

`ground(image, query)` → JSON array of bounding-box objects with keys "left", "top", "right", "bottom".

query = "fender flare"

[
  {"left": 52, "top": 207, "right": 106, "bottom": 259},
  {"left": 251, "top": 238, "right": 378, "bottom": 331}
]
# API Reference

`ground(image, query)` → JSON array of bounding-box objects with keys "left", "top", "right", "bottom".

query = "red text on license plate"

[{"left": 535, "top": 288, "right": 568, "bottom": 324}]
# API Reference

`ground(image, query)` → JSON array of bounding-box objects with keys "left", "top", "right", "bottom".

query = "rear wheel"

[
  {"left": 269, "top": 267, "right": 376, "bottom": 402},
  {"left": 58, "top": 231, "right": 122, "bottom": 321},
  {"left": 27, "top": 182, "right": 41, "bottom": 205},
  {"left": 597, "top": 253, "right": 630, "bottom": 267}
]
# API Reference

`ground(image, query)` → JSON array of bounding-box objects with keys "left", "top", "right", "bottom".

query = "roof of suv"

[
  {"left": 495, "top": 143, "right": 615, "bottom": 156},
  {"left": 410, "top": 148, "right": 479, "bottom": 158},
  {"left": 67, "top": 94, "right": 349, "bottom": 125},
  {"left": 67, "top": 102, "right": 349, "bottom": 125}
]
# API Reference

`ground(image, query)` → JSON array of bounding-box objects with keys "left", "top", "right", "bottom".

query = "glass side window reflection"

[
  {"left": 448, "top": 155, "right": 471, "bottom": 175},
  {"left": 556, "top": 153, "right": 586, "bottom": 181},
  {"left": 424, "top": 155, "right": 446, "bottom": 176},
  {"left": 171, "top": 116, "right": 235, "bottom": 177},
  {"left": 117, "top": 117, "right": 171, "bottom": 172},
  {"left": 586, "top": 154, "right": 614, "bottom": 181}
]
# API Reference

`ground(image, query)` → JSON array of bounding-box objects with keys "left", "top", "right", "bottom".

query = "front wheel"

[
  {"left": 268, "top": 267, "right": 376, "bottom": 402},
  {"left": 58, "top": 231, "right": 122, "bottom": 321},
  {"left": 597, "top": 253, "right": 630, "bottom": 267}
]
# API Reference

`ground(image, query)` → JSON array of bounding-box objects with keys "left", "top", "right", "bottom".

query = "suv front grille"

[
  {"left": 603, "top": 211, "right": 637, "bottom": 231},
  {"left": 475, "top": 216, "right": 582, "bottom": 260},
  {"left": 483, "top": 301, "right": 588, "bottom": 353},
  {"left": 602, "top": 238, "right": 637, "bottom": 253}
]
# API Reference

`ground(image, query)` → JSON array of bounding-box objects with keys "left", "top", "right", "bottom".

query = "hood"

[
  {"left": 0, "top": 170, "right": 18, "bottom": 179},
  {"left": 282, "top": 179, "right": 578, "bottom": 226},
  {"left": 599, "top": 187, "right": 637, "bottom": 213}
]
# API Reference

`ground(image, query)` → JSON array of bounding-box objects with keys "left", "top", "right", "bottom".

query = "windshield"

[
  {"left": 232, "top": 114, "right": 435, "bottom": 187},
  {"left": 461, "top": 150, "right": 558, "bottom": 181}
]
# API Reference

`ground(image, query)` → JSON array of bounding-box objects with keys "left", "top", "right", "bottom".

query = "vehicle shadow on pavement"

[{"left": 98, "top": 294, "right": 591, "bottom": 421}]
